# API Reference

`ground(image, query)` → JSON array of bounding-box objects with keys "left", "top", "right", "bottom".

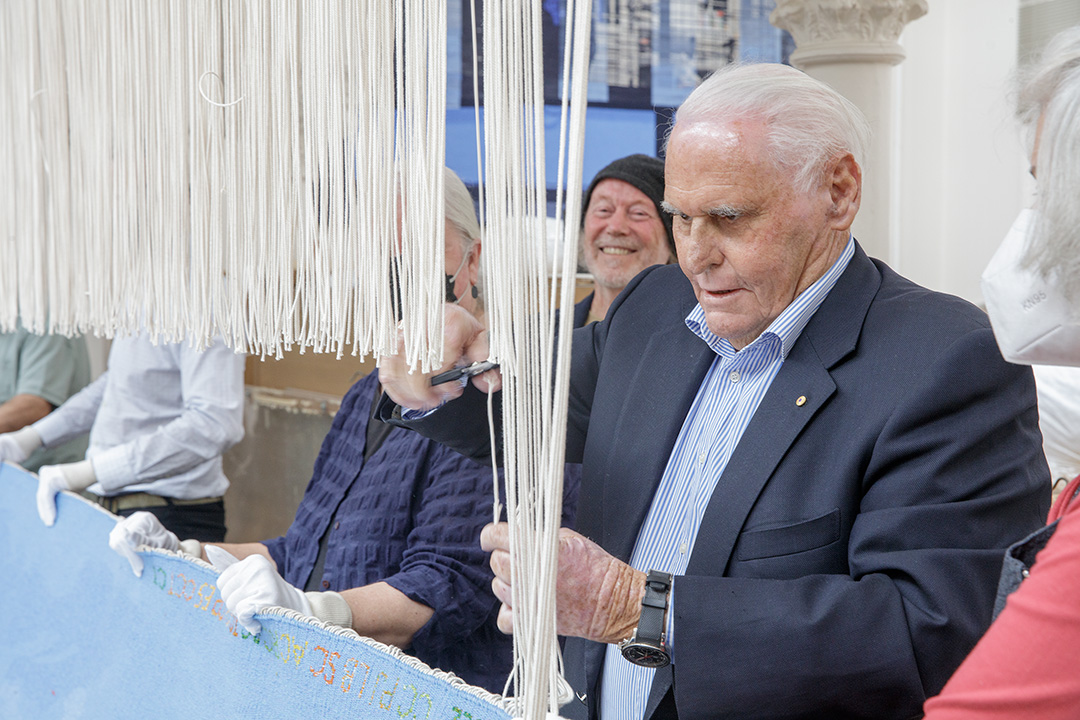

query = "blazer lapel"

[
  {"left": 600, "top": 317, "right": 715, "bottom": 561},
  {"left": 685, "top": 243, "right": 879, "bottom": 576},
  {"left": 685, "top": 342, "right": 836, "bottom": 574},
  {"left": 639, "top": 246, "right": 880, "bottom": 717},
  {"left": 643, "top": 664, "right": 674, "bottom": 719}
]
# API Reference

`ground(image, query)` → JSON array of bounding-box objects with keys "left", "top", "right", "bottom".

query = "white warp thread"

[
  {"left": 2, "top": 0, "right": 445, "bottom": 368},
  {"left": 478, "top": 0, "right": 591, "bottom": 716}
]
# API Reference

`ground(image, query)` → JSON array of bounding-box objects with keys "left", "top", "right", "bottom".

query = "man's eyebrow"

[
  {"left": 704, "top": 204, "right": 746, "bottom": 219},
  {"left": 659, "top": 200, "right": 681, "bottom": 216},
  {"left": 660, "top": 201, "right": 751, "bottom": 219}
]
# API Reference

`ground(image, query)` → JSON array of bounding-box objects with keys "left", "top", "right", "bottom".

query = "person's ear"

[
  {"left": 825, "top": 153, "right": 861, "bottom": 231},
  {"left": 467, "top": 237, "right": 482, "bottom": 288}
]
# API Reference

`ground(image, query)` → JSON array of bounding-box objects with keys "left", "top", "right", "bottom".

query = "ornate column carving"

[{"left": 771, "top": 0, "right": 928, "bottom": 68}]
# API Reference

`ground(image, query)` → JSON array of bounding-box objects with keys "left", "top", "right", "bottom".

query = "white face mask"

[{"left": 982, "top": 208, "right": 1080, "bottom": 366}]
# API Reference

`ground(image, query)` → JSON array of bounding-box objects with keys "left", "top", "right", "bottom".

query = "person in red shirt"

[{"left": 923, "top": 25, "right": 1080, "bottom": 720}]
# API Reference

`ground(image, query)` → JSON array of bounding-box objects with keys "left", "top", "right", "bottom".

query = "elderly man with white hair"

[{"left": 378, "top": 64, "right": 1048, "bottom": 719}]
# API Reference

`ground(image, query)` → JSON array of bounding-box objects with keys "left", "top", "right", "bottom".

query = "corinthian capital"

[{"left": 771, "top": 0, "right": 928, "bottom": 66}]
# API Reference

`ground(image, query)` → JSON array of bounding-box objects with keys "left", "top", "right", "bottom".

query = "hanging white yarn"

[
  {"left": 187, "top": 1, "right": 227, "bottom": 348},
  {"left": 390, "top": 0, "right": 447, "bottom": 373},
  {"left": 64, "top": 0, "right": 111, "bottom": 337},
  {"left": 478, "top": 0, "right": 592, "bottom": 716},
  {"left": 0, "top": 2, "right": 38, "bottom": 332},
  {"left": 3, "top": 0, "right": 446, "bottom": 369}
]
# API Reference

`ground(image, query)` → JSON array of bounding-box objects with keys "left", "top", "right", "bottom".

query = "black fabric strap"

[{"left": 638, "top": 570, "right": 672, "bottom": 644}]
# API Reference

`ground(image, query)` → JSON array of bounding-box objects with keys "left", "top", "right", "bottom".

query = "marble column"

[{"left": 771, "top": 0, "right": 928, "bottom": 262}]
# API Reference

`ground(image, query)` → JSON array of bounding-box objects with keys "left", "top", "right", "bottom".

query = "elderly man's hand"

[
  {"left": 379, "top": 303, "right": 500, "bottom": 412},
  {"left": 480, "top": 523, "right": 646, "bottom": 644}
]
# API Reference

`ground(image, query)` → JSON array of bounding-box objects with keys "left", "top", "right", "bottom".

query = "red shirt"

[{"left": 923, "top": 475, "right": 1080, "bottom": 718}]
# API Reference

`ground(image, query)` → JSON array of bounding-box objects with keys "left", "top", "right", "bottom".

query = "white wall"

[
  {"left": 85, "top": 336, "right": 110, "bottom": 381},
  {"left": 894, "top": 0, "right": 1033, "bottom": 303}
]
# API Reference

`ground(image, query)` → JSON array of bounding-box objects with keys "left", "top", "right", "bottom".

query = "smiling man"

[
  {"left": 377, "top": 63, "right": 1049, "bottom": 719},
  {"left": 578, "top": 155, "right": 675, "bottom": 324}
]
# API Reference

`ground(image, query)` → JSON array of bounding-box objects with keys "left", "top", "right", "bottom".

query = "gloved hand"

[
  {"left": 36, "top": 459, "right": 97, "bottom": 526},
  {"left": 0, "top": 426, "right": 43, "bottom": 466},
  {"left": 109, "top": 511, "right": 182, "bottom": 577},
  {"left": 216, "top": 554, "right": 312, "bottom": 635}
]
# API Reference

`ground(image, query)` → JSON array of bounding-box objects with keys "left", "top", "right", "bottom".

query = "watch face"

[{"left": 621, "top": 642, "right": 671, "bottom": 669}]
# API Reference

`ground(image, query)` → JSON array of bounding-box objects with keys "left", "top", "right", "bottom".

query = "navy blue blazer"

[
  {"left": 573, "top": 292, "right": 593, "bottom": 330},
  {"left": 382, "top": 244, "right": 1049, "bottom": 719}
]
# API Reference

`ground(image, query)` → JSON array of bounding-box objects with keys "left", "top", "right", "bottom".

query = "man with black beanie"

[{"left": 576, "top": 154, "right": 675, "bottom": 325}]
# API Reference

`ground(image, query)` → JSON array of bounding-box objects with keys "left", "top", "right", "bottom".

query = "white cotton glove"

[
  {"left": 36, "top": 459, "right": 96, "bottom": 526},
  {"left": 108, "top": 511, "right": 189, "bottom": 577},
  {"left": 0, "top": 426, "right": 43, "bottom": 466},
  {"left": 215, "top": 554, "right": 313, "bottom": 636}
]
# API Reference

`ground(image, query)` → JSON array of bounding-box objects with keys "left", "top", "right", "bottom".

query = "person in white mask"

[{"left": 924, "top": 25, "right": 1080, "bottom": 720}]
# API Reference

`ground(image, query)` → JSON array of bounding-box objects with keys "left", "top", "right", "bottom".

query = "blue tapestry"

[{"left": 0, "top": 463, "right": 512, "bottom": 720}]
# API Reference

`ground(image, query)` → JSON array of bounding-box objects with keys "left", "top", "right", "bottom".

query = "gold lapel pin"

[{"left": 796, "top": 395, "right": 807, "bottom": 407}]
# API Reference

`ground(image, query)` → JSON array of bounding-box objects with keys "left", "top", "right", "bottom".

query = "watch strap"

[{"left": 636, "top": 570, "right": 672, "bottom": 646}]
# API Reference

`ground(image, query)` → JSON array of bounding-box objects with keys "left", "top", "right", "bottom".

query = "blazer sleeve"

[
  {"left": 376, "top": 383, "right": 502, "bottom": 465},
  {"left": 373, "top": 267, "right": 652, "bottom": 468},
  {"left": 669, "top": 326, "right": 1050, "bottom": 719}
]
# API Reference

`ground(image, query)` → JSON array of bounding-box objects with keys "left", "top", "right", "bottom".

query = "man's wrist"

[{"left": 601, "top": 565, "right": 647, "bottom": 645}]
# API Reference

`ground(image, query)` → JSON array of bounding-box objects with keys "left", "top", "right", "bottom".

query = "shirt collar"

[{"left": 685, "top": 236, "right": 855, "bottom": 359}]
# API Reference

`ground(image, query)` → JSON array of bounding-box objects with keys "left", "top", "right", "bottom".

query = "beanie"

[{"left": 581, "top": 154, "right": 675, "bottom": 258}]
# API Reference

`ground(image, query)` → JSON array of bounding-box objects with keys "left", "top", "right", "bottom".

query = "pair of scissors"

[{"left": 429, "top": 360, "right": 499, "bottom": 386}]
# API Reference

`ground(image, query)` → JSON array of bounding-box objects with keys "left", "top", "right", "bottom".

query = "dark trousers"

[{"left": 117, "top": 499, "right": 227, "bottom": 542}]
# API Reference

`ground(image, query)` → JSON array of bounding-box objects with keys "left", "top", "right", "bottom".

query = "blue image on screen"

[
  {"left": 445, "top": 0, "right": 792, "bottom": 195},
  {"left": 445, "top": 106, "right": 660, "bottom": 194}
]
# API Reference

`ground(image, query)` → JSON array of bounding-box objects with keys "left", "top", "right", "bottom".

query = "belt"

[{"left": 82, "top": 492, "right": 224, "bottom": 514}]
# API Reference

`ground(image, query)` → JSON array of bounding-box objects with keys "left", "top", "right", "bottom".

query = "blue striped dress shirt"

[{"left": 599, "top": 238, "right": 854, "bottom": 720}]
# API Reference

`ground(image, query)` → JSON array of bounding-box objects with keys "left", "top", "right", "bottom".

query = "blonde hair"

[
  {"left": 444, "top": 166, "right": 480, "bottom": 254},
  {"left": 443, "top": 167, "right": 483, "bottom": 308}
]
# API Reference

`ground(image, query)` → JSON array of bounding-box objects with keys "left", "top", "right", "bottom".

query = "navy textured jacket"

[{"left": 263, "top": 371, "right": 512, "bottom": 692}]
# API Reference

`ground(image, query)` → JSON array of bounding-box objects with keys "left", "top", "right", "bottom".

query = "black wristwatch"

[{"left": 619, "top": 569, "right": 673, "bottom": 668}]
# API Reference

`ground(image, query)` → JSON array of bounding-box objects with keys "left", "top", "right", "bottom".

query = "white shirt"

[
  {"left": 1032, "top": 364, "right": 1080, "bottom": 484},
  {"left": 33, "top": 330, "right": 245, "bottom": 499}
]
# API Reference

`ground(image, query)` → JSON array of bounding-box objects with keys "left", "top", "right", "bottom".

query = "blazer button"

[{"left": 322, "top": 580, "right": 330, "bottom": 589}]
